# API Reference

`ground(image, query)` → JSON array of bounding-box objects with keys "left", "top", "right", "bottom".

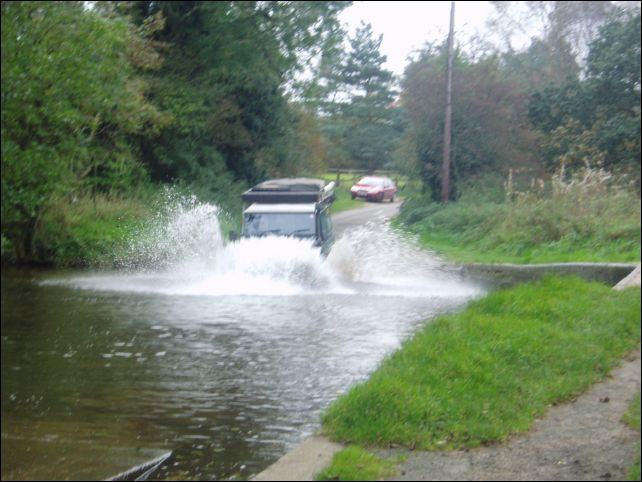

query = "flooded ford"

[{"left": 1, "top": 200, "right": 483, "bottom": 480}]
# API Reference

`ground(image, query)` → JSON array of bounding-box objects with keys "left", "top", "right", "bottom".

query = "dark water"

[{"left": 1, "top": 217, "right": 483, "bottom": 480}]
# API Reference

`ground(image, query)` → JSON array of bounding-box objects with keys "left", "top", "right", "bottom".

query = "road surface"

[{"left": 332, "top": 199, "right": 401, "bottom": 236}]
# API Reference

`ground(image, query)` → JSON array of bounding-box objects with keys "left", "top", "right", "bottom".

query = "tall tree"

[
  {"left": 401, "top": 44, "right": 541, "bottom": 201},
  {"left": 528, "top": 11, "right": 641, "bottom": 178},
  {"left": 127, "top": 1, "right": 349, "bottom": 190},
  {"left": 1, "top": 1, "right": 165, "bottom": 261},
  {"left": 321, "top": 23, "right": 403, "bottom": 170},
  {"left": 488, "top": 1, "right": 620, "bottom": 65}
]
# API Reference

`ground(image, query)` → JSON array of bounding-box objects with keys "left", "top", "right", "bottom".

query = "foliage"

[
  {"left": 128, "top": 1, "right": 349, "bottom": 187},
  {"left": 1, "top": 1, "right": 166, "bottom": 262},
  {"left": 623, "top": 393, "right": 641, "bottom": 481},
  {"left": 313, "top": 23, "right": 404, "bottom": 171},
  {"left": 35, "top": 192, "right": 155, "bottom": 267},
  {"left": 400, "top": 44, "right": 542, "bottom": 201},
  {"left": 315, "top": 446, "right": 398, "bottom": 481},
  {"left": 529, "top": 11, "right": 641, "bottom": 179},
  {"left": 396, "top": 167, "right": 641, "bottom": 263},
  {"left": 1, "top": 1, "right": 349, "bottom": 265},
  {"left": 488, "top": 1, "right": 618, "bottom": 64},
  {"left": 322, "top": 276, "right": 641, "bottom": 449}
]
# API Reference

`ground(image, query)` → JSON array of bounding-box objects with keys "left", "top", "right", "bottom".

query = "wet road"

[{"left": 332, "top": 199, "right": 400, "bottom": 236}]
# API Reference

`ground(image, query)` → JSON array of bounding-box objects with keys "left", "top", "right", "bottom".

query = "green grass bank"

[
  {"left": 395, "top": 170, "right": 641, "bottom": 264},
  {"left": 321, "top": 276, "right": 641, "bottom": 450},
  {"left": 314, "top": 446, "right": 399, "bottom": 481},
  {"left": 1, "top": 184, "right": 244, "bottom": 267}
]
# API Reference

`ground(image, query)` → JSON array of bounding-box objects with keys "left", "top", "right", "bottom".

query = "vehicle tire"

[
  {"left": 351, "top": 194, "right": 355, "bottom": 200},
  {"left": 390, "top": 194, "right": 395, "bottom": 203}
]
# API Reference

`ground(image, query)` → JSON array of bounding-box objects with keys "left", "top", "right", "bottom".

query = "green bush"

[
  {"left": 397, "top": 168, "right": 641, "bottom": 263},
  {"left": 35, "top": 194, "right": 154, "bottom": 267}
]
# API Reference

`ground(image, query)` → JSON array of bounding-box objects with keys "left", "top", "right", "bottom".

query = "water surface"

[{"left": 1, "top": 204, "right": 483, "bottom": 480}]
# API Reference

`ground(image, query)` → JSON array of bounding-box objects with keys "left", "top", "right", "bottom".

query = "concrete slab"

[
  {"left": 462, "top": 262, "right": 639, "bottom": 288},
  {"left": 252, "top": 436, "right": 344, "bottom": 481},
  {"left": 614, "top": 264, "right": 641, "bottom": 290}
]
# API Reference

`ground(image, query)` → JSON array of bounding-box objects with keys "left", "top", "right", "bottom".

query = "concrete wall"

[{"left": 461, "top": 262, "right": 639, "bottom": 289}]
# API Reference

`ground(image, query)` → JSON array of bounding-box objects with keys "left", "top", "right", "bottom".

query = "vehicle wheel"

[
  {"left": 390, "top": 194, "right": 395, "bottom": 203},
  {"left": 351, "top": 194, "right": 355, "bottom": 200}
]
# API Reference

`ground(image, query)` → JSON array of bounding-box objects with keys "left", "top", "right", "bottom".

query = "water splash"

[
  {"left": 118, "top": 191, "right": 223, "bottom": 271},
  {"left": 44, "top": 195, "right": 481, "bottom": 299}
]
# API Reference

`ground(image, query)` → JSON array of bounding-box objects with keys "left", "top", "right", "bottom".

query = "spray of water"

[{"left": 46, "top": 193, "right": 481, "bottom": 298}]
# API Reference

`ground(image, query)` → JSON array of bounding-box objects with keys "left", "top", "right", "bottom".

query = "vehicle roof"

[
  {"left": 244, "top": 203, "right": 317, "bottom": 214},
  {"left": 252, "top": 178, "right": 326, "bottom": 191}
]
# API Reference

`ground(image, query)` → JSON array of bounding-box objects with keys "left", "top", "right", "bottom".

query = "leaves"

[{"left": 1, "top": 1, "right": 166, "bottom": 260}]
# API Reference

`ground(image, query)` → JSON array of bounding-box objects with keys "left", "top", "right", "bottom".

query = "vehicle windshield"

[
  {"left": 243, "top": 213, "right": 316, "bottom": 237},
  {"left": 358, "top": 177, "right": 385, "bottom": 186}
]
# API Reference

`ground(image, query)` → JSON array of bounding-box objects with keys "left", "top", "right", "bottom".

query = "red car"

[{"left": 350, "top": 176, "right": 397, "bottom": 202}]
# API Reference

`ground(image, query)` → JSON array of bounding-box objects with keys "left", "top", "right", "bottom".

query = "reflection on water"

[{"left": 1, "top": 201, "right": 483, "bottom": 480}]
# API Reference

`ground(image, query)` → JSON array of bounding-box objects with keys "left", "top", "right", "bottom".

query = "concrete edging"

[
  {"left": 251, "top": 436, "right": 343, "bottom": 481},
  {"left": 461, "top": 262, "right": 639, "bottom": 288}
]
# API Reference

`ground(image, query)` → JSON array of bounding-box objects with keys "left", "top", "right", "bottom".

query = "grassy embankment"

[
  {"left": 395, "top": 170, "right": 641, "bottom": 264},
  {"left": 319, "top": 276, "right": 640, "bottom": 479},
  {"left": 315, "top": 446, "right": 399, "bottom": 481},
  {"left": 0, "top": 184, "right": 244, "bottom": 267},
  {"left": 321, "top": 173, "right": 364, "bottom": 213}
]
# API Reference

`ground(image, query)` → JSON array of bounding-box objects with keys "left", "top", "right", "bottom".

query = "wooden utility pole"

[{"left": 441, "top": 1, "right": 455, "bottom": 204}]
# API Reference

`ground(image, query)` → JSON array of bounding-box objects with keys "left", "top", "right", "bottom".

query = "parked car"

[{"left": 350, "top": 176, "right": 397, "bottom": 202}]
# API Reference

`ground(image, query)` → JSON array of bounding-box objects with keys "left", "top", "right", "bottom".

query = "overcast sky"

[{"left": 339, "top": 1, "right": 504, "bottom": 77}]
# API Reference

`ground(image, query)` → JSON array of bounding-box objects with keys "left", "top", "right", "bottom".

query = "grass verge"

[
  {"left": 314, "top": 446, "right": 398, "bottom": 481},
  {"left": 332, "top": 186, "right": 365, "bottom": 214},
  {"left": 623, "top": 393, "right": 641, "bottom": 481},
  {"left": 395, "top": 168, "right": 641, "bottom": 264},
  {"left": 322, "top": 276, "right": 641, "bottom": 450},
  {"left": 35, "top": 194, "right": 153, "bottom": 267}
]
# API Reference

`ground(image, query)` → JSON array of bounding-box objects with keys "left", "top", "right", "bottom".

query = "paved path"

[
  {"left": 380, "top": 267, "right": 641, "bottom": 481},
  {"left": 332, "top": 200, "right": 400, "bottom": 237},
  {"left": 381, "top": 348, "right": 641, "bottom": 481}
]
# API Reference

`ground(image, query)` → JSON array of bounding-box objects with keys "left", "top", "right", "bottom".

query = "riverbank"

[
  {"left": 252, "top": 268, "right": 640, "bottom": 480},
  {"left": 321, "top": 276, "right": 640, "bottom": 448},
  {"left": 0, "top": 186, "right": 243, "bottom": 268},
  {"left": 394, "top": 170, "right": 641, "bottom": 265}
]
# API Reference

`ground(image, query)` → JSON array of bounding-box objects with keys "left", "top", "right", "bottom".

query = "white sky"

[{"left": 339, "top": 1, "right": 502, "bottom": 77}]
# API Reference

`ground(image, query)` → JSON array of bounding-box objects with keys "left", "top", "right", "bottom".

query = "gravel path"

[{"left": 380, "top": 347, "right": 640, "bottom": 481}]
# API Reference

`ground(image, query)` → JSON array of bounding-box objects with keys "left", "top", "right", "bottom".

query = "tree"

[
  {"left": 487, "top": 1, "right": 620, "bottom": 65},
  {"left": 529, "top": 11, "right": 641, "bottom": 179},
  {"left": 127, "top": 1, "right": 349, "bottom": 188},
  {"left": 320, "top": 23, "right": 403, "bottom": 170},
  {"left": 401, "top": 44, "right": 542, "bottom": 201},
  {"left": 1, "top": 1, "right": 166, "bottom": 261}
]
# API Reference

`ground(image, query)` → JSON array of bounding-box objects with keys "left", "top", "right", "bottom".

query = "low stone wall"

[{"left": 461, "top": 262, "right": 639, "bottom": 289}]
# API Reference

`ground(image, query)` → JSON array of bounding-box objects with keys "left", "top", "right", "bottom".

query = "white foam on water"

[{"left": 42, "top": 196, "right": 482, "bottom": 299}]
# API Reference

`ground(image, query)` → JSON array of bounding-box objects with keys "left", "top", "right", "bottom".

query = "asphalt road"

[{"left": 332, "top": 199, "right": 401, "bottom": 236}]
